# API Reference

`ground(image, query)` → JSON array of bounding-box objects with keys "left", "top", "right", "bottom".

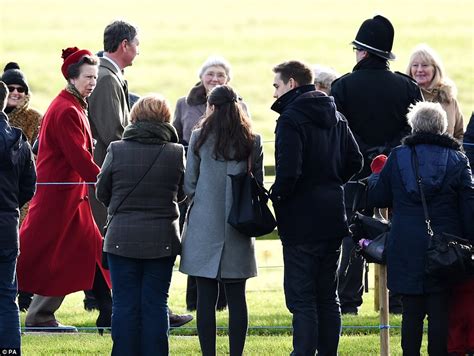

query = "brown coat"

[
  {"left": 422, "top": 84, "right": 464, "bottom": 140},
  {"left": 87, "top": 57, "right": 130, "bottom": 234},
  {"left": 7, "top": 95, "right": 42, "bottom": 144}
]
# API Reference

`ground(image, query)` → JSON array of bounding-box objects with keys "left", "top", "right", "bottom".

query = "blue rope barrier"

[{"left": 36, "top": 182, "right": 96, "bottom": 185}]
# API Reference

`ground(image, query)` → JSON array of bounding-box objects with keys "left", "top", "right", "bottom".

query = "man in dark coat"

[
  {"left": 270, "top": 61, "right": 363, "bottom": 355},
  {"left": 0, "top": 81, "right": 36, "bottom": 352},
  {"left": 330, "top": 15, "right": 423, "bottom": 315}
]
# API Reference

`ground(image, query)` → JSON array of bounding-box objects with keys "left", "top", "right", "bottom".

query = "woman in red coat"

[{"left": 17, "top": 47, "right": 111, "bottom": 332}]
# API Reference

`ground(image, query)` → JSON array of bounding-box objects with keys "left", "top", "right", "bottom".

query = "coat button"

[
  {"left": 165, "top": 246, "right": 170, "bottom": 250},
  {"left": 115, "top": 245, "right": 119, "bottom": 249}
]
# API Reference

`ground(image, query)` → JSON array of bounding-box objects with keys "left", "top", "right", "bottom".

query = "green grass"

[
  {"left": 2, "top": 0, "right": 473, "bottom": 166},
  {"left": 20, "top": 240, "right": 414, "bottom": 355}
]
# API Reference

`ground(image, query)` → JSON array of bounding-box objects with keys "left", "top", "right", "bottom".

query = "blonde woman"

[{"left": 406, "top": 44, "right": 464, "bottom": 139}]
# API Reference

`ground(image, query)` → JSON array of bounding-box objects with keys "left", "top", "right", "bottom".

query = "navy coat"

[
  {"left": 368, "top": 133, "right": 474, "bottom": 295},
  {"left": 270, "top": 85, "right": 363, "bottom": 246},
  {"left": 464, "top": 112, "right": 474, "bottom": 167}
]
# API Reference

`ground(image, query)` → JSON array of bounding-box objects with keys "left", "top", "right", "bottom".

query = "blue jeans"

[
  {"left": 108, "top": 253, "right": 176, "bottom": 356},
  {"left": 0, "top": 249, "right": 20, "bottom": 352},
  {"left": 283, "top": 242, "right": 342, "bottom": 356}
]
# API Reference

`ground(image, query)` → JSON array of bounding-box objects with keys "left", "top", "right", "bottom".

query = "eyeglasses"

[
  {"left": 352, "top": 47, "right": 362, "bottom": 52},
  {"left": 7, "top": 86, "right": 26, "bottom": 93}
]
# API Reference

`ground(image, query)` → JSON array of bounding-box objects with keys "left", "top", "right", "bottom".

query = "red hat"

[
  {"left": 370, "top": 154, "right": 388, "bottom": 174},
  {"left": 61, "top": 47, "right": 93, "bottom": 80}
]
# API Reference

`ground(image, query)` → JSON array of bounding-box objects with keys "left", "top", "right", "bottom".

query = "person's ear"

[{"left": 288, "top": 78, "right": 297, "bottom": 89}]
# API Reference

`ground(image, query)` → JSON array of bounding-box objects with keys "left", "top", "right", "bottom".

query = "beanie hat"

[
  {"left": 61, "top": 47, "right": 93, "bottom": 80},
  {"left": 1, "top": 62, "right": 29, "bottom": 94},
  {"left": 370, "top": 154, "right": 388, "bottom": 174},
  {"left": 352, "top": 15, "right": 396, "bottom": 60}
]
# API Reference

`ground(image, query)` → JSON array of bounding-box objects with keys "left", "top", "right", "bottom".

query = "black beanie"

[{"left": 1, "top": 62, "right": 29, "bottom": 94}]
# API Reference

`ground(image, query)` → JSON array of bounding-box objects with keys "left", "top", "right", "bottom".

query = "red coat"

[{"left": 17, "top": 90, "right": 110, "bottom": 296}]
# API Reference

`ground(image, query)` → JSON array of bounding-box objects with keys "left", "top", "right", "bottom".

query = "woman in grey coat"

[
  {"left": 96, "top": 94, "right": 185, "bottom": 355},
  {"left": 179, "top": 85, "right": 262, "bottom": 356}
]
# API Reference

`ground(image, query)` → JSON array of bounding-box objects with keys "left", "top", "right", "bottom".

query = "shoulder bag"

[
  {"left": 101, "top": 144, "right": 166, "bottom": 268},
  {"left": 412, "top": 148, "right": 474, "bottom": 280},
  {"left": 227, "top": 152, "right": 276, "bottom": 237}
]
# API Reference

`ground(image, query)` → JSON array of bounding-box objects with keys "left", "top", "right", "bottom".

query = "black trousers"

[
  {"left": 401, "top": 292, "right": 449, "bottom": 356},
  {"left": 284, "top": 242, "right": 342, "bottom": 356}
]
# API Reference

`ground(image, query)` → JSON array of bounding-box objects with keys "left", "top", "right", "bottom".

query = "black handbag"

[
  {"left": 227, "top": 154, "right": 276, "bottom": 237},
  {"left": 412, "top": 148, "right": 474, "bottom": 280},
  {"left": 101, "top": 144, "right": 166, "bottom": 269},
  {"left": 350, "top": 211, "right": 390, "bottom": 264}
]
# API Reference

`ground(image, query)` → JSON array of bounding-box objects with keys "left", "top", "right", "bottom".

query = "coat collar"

[
  {"left": 402, "top": 132, "right": 462, "bottom": 151},
  {"left": 271, "top": 84, "right": 316, "bottom": 114},
  {"left": 100, "top": 57, "right": 126, "bottom": 85}
]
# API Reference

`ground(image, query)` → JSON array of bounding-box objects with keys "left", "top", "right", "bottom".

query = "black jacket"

[
  {"left": 0, "top": 112, "right": 36, "bottom": 249},
  {"left": 464, "top": 112, "right": 474, "bottom": 167},
  {"left": 331, "top": 56, "right": 423, "bottom": 177},
  {"left": 270, "top": 85, "right": 363, "bottom": 246}
]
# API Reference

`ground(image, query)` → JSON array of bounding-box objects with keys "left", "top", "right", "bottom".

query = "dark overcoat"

[
  {"left": 368, "top": 133, "right": 474, "bottom": 295},
  {"left": 270, "top": 85, "right": 363, "bottom": 246}
]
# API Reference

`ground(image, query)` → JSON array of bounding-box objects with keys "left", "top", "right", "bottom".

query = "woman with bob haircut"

[
  {"left": 406, "top": 44, "right": 464, "bottom": 140},
  {"left": 180, "top": 85, "right": 262, "bottom": 356},
  {"left": 96, "top": 94, "right": 185, "bottom": 355},
  {"left": 367, "top": 101, "right": 474, "bottom": 355}
]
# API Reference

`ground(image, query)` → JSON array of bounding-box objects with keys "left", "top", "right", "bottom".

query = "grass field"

[
  {"left": 2, "top": 0, "right": 473, "bottom": 166},
  {"left": 20, "top": 239, "right": 415, "bottom": 355}
]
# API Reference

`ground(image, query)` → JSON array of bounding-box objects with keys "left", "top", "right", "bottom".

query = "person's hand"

[{"left": 370, "top": 154, "right": 387, "bottom": 174}]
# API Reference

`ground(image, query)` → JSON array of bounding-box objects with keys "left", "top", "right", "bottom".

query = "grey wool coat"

[
  {"left": 179, "top": 129, "right": 263, "bottom": 279},
  {"left": 96, "top": 141, "right": 185, "bottom": 259}
]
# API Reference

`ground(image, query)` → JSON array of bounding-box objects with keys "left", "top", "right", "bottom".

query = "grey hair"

[
  {"left": 313, "top": 64, "right": 339, "bottom": 94},
  {"left": 407, "top": 101, "right": 448, "bottom": 134},
  {"left": 198, "top": 55, "right": 232, "bottom": 81}
]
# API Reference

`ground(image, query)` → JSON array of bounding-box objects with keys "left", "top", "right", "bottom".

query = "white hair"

[
  {"left": 407, "top": 101, "right": 448, "bottom": 134},
  {"left": 313, "top": 64, "right": 339, "bottom": 94},
  {"left": 198, "top": 55, "right": 232, "bottom": 81}
]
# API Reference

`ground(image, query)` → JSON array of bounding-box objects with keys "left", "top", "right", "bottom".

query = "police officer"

[{"left": 331, "top": 15, "right": 423, "bottom": 315}]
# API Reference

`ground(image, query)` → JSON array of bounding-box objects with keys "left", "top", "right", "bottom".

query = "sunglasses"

[{"left": 8, "top": 86, "right": 26, "bottom": 93}]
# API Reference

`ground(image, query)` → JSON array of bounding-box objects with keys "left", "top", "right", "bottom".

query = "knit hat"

[
  {"left": 1, "top": 62, "right": 29, "bottom": 94},
  {"left": 352, "top": 15, "right": 396, "bottom": 60},
  {"left": 61, "top": 47, "right": 93, "bottom": 80}
]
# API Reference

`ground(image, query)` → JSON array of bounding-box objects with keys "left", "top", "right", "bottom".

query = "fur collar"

[
  {"left": 186, "top": 82, "right": 207, "bottom": 106},
  {"left": 421, "top": 82, "right": 456, "bottom": 104},
  {"left": 402, "top": 132, "right": 462, "bottom": 151}
]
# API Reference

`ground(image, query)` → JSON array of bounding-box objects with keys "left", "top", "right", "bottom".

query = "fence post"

[{"left": 379, "top": 208, "right": 390, "bottom": 355}]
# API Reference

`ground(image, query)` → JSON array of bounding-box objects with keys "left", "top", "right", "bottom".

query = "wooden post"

[
  {"left": 379, "top": 208, "right": 390, "bottom": 356},
  {"left": 374, "top": 264, "right": 380, "bottom": 311}
]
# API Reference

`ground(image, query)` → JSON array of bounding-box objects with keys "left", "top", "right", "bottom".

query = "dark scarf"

[
  {"left": 353, "top": 55, "right": 390, "bottom": 71},
  {"left": 122, "top": 120, "right": 178, "bottom": 144},
  {"left": 402, "top": 132, "right": 462, "bottom": 151},
  {"left": 65, "top": 82, "right": 88, "bottom": 111}
]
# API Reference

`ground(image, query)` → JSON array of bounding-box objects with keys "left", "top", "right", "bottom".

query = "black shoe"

[
  {"left": 25, "top": 320, "right": 78, "bottom": 333},
  {"left": 169, "top": 313, "right": 193, "bottom": 328}
]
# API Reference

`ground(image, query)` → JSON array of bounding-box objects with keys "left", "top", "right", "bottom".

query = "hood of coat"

[
  {"left": 271, "top": 84, "right": 339, "bottom": 129},
  {"left": 0, "top": 112, "right": 28, "bottom": 169},
  {"left": 397, "top": 132, "right": 462, "bottom": 199}
]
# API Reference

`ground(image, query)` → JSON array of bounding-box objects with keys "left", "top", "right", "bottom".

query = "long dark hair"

[{"left": 194, "top": 85, "right": 254, "bottom": 161}]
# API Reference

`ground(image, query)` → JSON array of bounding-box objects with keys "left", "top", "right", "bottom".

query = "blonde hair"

[
  {"left": 406, "top": 44, "right": 456, "bottom": 97},
  {"left": 407, "top": 101, "right": 447, "bottom": 135},
  {"left": 130, "top": 94, "right": 171, "bottom": 124}
]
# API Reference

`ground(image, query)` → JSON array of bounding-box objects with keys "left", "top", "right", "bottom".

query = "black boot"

[{"left": 92, "top": 265, "right": 112, "bottom": 335}]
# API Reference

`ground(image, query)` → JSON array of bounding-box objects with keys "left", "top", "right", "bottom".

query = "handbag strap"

[
  {"left": 411, "top": 148, "right": 434, "bottom": 237},
  {"left": 105, "top": 143, "right": 166, "bottom": 229}
]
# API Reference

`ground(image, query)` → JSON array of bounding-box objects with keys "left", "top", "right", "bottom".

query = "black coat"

[
  {"left": 270, "top": 85, "right": 363, "bottom": 246},
  {"left": 0, "top": 112, "right": 36, "bottom": 249},
  {"left": 464, "top": 112, "right": 474, "bottom": 167},
  {"left": 331, "top": 56, "right": 423, "bottom": 178},
  {"left": 368, "top": 133, "right": 474, "bottom": 295}
]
